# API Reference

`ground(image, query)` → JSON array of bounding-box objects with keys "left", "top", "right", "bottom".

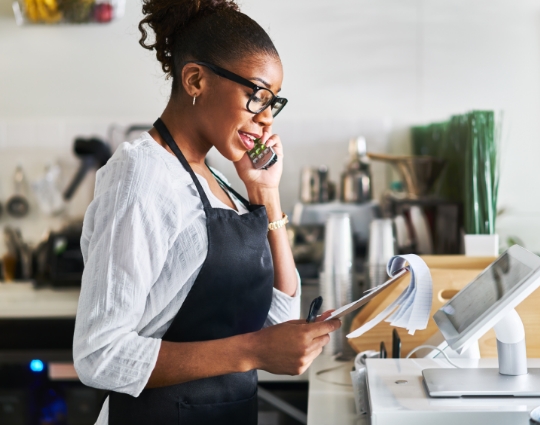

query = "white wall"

[{"left": 1, "top": 0, "right": 540, "bottom": 251}]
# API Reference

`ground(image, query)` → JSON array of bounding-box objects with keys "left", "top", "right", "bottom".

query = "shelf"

[{"left": 12, "top": 0, "right": 125, "bottom": 26}]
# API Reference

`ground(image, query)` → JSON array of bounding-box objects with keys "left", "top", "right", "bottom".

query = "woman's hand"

[
  {"left": 248, "top": 316, "right": 341, "bottom": 376},
  {"left": 146, "top": 310, "right": 340, "bottom": 388},
  {"left": 234, "top": 127, "right": 283, "bottom": 192},
  {"left": 314, "top": 310, "right": 335, "bottom": 322}
]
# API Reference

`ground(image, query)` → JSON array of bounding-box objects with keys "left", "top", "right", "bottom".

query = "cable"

[
  {"left": 405, "top": 344, "right": 461, "bottom": 368},
  {"left": 315, "top": 361, "right": 353, "bottom": 387}
]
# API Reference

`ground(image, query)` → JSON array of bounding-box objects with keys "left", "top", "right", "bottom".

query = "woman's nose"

[{"left": 253, "top": 106, "right": 273, "bottom": 127}]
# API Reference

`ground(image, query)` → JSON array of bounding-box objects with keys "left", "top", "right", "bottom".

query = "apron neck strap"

[
  {"left": 153, "top": 118, "right": 212, "bottom": 211},
  {"left": 208, "top": 168, "right": 251, "bottom": 209}
]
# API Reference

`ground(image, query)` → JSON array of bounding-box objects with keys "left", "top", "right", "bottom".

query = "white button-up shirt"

[{"left": 73, "top": 133, "right": 301, "bottom": 425}]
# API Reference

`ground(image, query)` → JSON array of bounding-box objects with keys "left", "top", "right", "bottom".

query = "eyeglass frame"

[{"left": 183, "top": 61, "right": 288, "bottom": 117}]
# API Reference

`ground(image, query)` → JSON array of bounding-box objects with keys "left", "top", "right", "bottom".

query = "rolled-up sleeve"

[
  {"left": 73, "top": 156, "right": 176, "bottom": 397},
  {"left": 264, "top": 270, "right": 302, "bottom": 327}
]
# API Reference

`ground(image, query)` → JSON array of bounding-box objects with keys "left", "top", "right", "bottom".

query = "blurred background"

[
  {"left": 1, "top": 0, "right": 540, "bottom": 251},
  {"left": 1, "top": 1, "right": 540, "bottom": 424}
]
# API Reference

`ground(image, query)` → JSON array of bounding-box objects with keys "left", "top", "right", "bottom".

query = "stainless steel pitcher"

[
  {"left": 340, "top": 137, "right": 372, "bottom": 203},
  {"left": 300, "top": 166, "right": 334, "bottom": 203}
]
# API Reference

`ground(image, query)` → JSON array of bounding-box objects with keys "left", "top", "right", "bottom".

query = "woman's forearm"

[
  {"left": 147, "top": 317, "right": 341, "bottom": 388},
  {"left": 146, "top": 333, "right": 257, "bottom": 388},
  {"left": 247, "top": 188, "right": 298, "bottom": 297}
]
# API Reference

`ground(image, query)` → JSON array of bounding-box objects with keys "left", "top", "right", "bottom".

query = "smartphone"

[{"left": 248, "top": 140, "right": 278, "bottom": 170}]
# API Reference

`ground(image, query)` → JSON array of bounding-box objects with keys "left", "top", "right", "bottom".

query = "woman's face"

[{"left": 194, "top": 54, "right": 284, "bottom": 162}]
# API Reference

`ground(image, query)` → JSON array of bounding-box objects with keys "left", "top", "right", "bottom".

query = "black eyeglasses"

[{"left": 185, "top": 61, "right": 288, "bottom": 118}]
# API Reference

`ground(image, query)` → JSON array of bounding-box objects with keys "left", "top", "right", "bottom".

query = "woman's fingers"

[
  {"left": 260, "top": 127, "right": 273, "bottom": 145},
  {"left": 254, "top": 318, "right": 341, "bottom": 375},
  {"left": 265, "top": 136, "right": 277, "bottom": 148},
  {"left": 314, "top": 309, "right": 335, "bottom": 322},
  {"left": 287, "top": 319, "right": 310, "bottom": 325},
  {"left": 308, "top": 319, "right": 341, "bottom": 338},
  {"left": 260, "top": 130, "right": 282, "bottom": 153},
  {"left": 310, "top": 334, "right": 331, "bottom": 352}
]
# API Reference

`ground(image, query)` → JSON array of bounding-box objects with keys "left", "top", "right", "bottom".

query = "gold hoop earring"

[{"left": 193, "top": 95, "right": 197, "bottom": 106}]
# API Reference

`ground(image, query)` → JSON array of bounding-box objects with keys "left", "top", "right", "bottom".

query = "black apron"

[{"left": 109, "top": 118, "right": 274, "bottom": 424}]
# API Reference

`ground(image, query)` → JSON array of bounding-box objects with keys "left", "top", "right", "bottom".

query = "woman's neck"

[{"left": 149, "top": 99, "right": 211, "bottom": 167}]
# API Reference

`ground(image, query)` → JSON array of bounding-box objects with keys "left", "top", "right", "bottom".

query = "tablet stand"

[
  {"left": 494, "top": 308, "right": 527, "bottom": 375},
  {"left": 422, "top": 309, "right": 540, "bottom": 397}
]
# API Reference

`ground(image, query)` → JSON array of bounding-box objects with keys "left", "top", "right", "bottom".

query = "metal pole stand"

[{"left": 494, "top": 308, "right": 528, "bottom": 376}]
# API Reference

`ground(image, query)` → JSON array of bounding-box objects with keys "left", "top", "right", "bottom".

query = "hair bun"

[
  {"left": 196, "top": 0, "right": 239, "bottom": 14},
  {"left": 139, "top": 0, "right": 240, "bottom": 76},
  {"left": 139, "top": 0, "right": 278, "bottom": 92}
]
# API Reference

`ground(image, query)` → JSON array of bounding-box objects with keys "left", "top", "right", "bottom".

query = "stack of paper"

[{"left": 325, "top": 254, "right": 433, "bottom": 338}]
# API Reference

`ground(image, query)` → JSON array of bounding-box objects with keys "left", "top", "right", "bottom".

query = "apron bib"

[{"left": 109, "top": 118, "right": 274, "bottom": 424}]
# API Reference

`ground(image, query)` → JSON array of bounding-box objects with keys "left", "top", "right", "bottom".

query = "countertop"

[
  {"left": 0, "top": 282, "right": 79, "bottom": 318},
  {"left": 306, "top": 355, "right": 540, "bottom": 425},
  {"left": 307, "top": 355, "right": 365, "bottom": 425},
  {"left": 367, "top": 358, "right": 540, "bottom": 425},
  {"left": 0, "top": 278, "right": 319, "bottom": 319}
]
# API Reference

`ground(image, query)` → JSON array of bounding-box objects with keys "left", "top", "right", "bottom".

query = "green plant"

[
  {"left": 463, "top": 111, "right": 499, "bottom": 234},
  {"left": 411, "top": 110, "right": 500, "bottom": 235}
]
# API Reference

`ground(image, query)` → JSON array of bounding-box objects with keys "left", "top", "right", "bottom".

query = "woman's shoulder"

[
  {"left": 95, "top": 132, "right": 192, "bottom": 199},
  {"left": 88, "top": 133, "right": 215, "bottom": 234}
]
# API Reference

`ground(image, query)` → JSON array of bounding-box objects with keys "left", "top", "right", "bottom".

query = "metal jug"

[
  {"left": 340, "top": 137, "right": 372, "bottom": 203},
  {"left": 300, "top": 166, "right": 334, "bottom": 203}
]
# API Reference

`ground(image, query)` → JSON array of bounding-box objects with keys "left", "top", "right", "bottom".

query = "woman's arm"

[
  {"left": 74, "top": 154, "right": 172, "bottom": 396},
  {"left": 146, "top": 314, "right": 340, "bottom": 388},
  {"left": 249, "top": 187, "right": 297, "bottom": 296}
]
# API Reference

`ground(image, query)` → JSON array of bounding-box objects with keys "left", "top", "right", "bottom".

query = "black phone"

[{"left": 248, "top": 140, "right": 277, "bottom": 170}]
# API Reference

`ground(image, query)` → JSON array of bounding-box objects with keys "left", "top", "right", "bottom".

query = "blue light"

[{"left": 30, "top": 359, "right": 44, "bottom": 372}]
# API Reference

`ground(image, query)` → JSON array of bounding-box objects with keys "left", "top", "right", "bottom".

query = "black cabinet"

[
  {"left": 0, "top": 363, "right": 105, "bottom": 425},
  {"left": 0, "top": 319, "right": 75, "bottom": 351},
  {"left": 0, "top": 318, "right": 104, "bottom": 425}
]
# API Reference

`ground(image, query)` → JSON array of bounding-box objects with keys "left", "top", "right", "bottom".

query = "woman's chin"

[
  {"left": 214, "top": 146, "right": 245, "bottom": 163},
  {"left": 228, "top": 144, "right": 249, "bottom": 162},
  {"left": 232, "top": 152, "right": 248, "bottom": 163}
]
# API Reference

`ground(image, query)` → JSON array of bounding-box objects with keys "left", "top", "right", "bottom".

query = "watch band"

[{"left": 268, "top": 213, "right": 289, "bottom": 231}]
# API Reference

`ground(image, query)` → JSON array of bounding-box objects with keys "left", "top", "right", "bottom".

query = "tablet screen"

[{"left": 441, "top": 252, "right": 533, "bottom": 333}]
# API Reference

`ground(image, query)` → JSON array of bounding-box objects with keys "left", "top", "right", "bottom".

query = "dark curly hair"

[{"left": 139, "top": 0, "right": 279, "bottom": 92}]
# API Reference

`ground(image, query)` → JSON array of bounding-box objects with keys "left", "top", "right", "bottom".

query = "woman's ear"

[{"left": 181, "top": 63, "right": 206, "bottom": 98}]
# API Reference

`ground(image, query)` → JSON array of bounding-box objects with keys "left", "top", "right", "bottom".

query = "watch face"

[{"left": 248, "top": 142, "right": 277, "bottom": 170}]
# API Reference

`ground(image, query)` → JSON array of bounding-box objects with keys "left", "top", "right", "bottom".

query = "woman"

[{"left": 73, "top": 0, "right": 340, "bottom": 424}]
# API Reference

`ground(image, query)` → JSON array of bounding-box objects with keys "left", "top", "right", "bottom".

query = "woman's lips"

[{"left": 238, "top": 131, "right": 256, "bottom": 150}]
